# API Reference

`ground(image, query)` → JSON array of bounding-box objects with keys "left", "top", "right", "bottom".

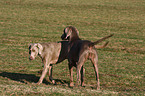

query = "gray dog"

[
  {"left": 29, "top": 41, "right": 68, "bottom": 84},
  {"left": 61, "top": 26, "right": 114, "bottom": 89}
]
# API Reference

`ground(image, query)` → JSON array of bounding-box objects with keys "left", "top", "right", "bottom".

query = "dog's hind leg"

[
  {"left": 81, "top": 66, "right": 85, "bottom": 86},
  {"left": 90, "top": 54, "right": 100, "bottom": 90},
  {"left": 76, "top": 54, "right": 87, "bottom": 86}
]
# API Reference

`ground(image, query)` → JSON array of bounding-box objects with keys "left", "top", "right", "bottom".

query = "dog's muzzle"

[
  {"left": 29, "top": 56, "right": 34, "bottom": 60},
  {"left": 61, "top": 34, "right": 70, "bottom": 40}
]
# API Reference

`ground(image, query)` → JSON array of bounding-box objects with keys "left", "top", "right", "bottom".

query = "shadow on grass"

[{"left": 0, "top": 72, "right": 69, "bottom": 86}]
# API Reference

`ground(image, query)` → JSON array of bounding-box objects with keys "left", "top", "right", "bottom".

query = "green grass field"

[{"left": 0, "top": 0, "right": 145, "bottom": 95}]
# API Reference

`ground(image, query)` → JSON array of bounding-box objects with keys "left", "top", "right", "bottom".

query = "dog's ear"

[
  {"left": 66, "top": 28, "right": 72, "bottom": 38},
  {"left": 28, "top": 43, "right": 34, "bottom": 50},
  {"left": 28, "top": 43, "right": 32, "bottom": 48},
  {"left": 64, "top": 27, "right": 68, "bottom": 33},
  {"left": 37, "top": 43, "right": 43, "bottom": 55},
  {"left": 75, "top": 28, "right": 79, "bottom": 35}
]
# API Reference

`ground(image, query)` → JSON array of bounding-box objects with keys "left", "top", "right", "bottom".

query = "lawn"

[{"left": 0, "top": 0, "right": 145, "bottom": 95}]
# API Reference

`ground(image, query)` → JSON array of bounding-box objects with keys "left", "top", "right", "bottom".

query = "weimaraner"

[
  {"left": 61, "top": 26, "right": 114, "bottom": 89},
  {"left": 29, "top": 41, "right": 68, "bottom": 84}
]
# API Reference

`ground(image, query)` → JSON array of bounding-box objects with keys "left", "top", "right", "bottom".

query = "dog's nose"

[{"left": 29, "top": 56, "right": 33, "bottom": 60}]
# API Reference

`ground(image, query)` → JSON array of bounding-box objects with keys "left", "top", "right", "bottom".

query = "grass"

[{"left": 0, "top": 0, "right": 145, "bottom": 95}]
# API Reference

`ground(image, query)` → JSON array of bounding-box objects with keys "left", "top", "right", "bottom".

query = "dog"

[
  {"left": 29, "top": 41, "right": 68, "bottom": 84},
  {"left": 61, "top": 26, "right": 114, "bottom": 89}
]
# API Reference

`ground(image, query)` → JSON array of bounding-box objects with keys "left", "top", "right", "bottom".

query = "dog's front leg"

[
  {"left": 48, "top": 64, "right": 55, "bottom": 84},
  {"left": 68, "top": 63, "right": 74, "bottom": 87},
  {"left": 37, "top": 59, "right": 50, "bottom": 85}
]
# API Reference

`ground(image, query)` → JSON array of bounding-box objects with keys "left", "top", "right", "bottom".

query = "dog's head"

[
  {"left": 61, "top": 26, "right": 79, "bottom": 40},
  {"left": 29, "top": 43, "right": 43, "bottom": 60}
]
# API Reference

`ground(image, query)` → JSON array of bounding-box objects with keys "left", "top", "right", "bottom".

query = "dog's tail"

[
  {"left": 89, "top": 34, "right": 114, "bottom": 47},
  {"left": 94, "top": 41, "right": 109, "bottom": 49}
]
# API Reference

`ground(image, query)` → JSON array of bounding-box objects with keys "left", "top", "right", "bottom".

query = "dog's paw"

[
  {"left": 52, "top": 80, "right": 55, "bottom": 84},
  {"left": 81, "top": 83, "right": 85, "bottom": 87},
  {"left": 69, "top": 82, "right": 74, "bottom": 87},
  {"left": 36, "top": 82, "right": 41, "bottom": 85},
  {"left": 97, "top": 86, "right": 100, "bottom": 90}
]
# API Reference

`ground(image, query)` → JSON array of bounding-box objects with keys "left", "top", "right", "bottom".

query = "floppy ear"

[
  {"left": 64, "top": 27, "right": 68, "bottom": 33},
  {"left": 66, "top": 29, "right": 72, "bottom": 38},
  {"left": 37, "top": 43, "right": 43, "bottom": 55},
  {"left": 75, "top": 28, "right": 79, "bottom": 35}
]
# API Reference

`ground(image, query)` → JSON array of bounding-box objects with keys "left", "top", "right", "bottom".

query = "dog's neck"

[
  {"left": 38, "top": 52, "right": 43, "bottom": 60},
  {"left": 38, "top": 46, "right": 44, "bottom": 60}
]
